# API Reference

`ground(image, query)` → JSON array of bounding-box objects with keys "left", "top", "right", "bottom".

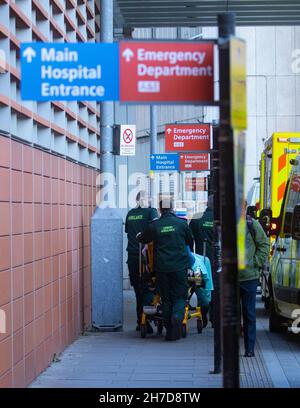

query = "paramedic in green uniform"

[
  {"left": 189, "top": 194, "right": 214, "bottom": 326},
  {"left": 125, "top": 191, "right": 159, "bottom": 331},
  {"left": 189, "top": 194, "right": 214, "bottom": 263},
  {"left": 137, "top": 196, "right": 194, "bottom": 341}
]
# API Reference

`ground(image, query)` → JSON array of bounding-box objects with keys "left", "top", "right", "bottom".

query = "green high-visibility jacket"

[
  {"left": 240, "top": 217, "right": 269, "bottom": 282},
  {"left": 138, "top": 211, "right": 194, "bottom": 273}
]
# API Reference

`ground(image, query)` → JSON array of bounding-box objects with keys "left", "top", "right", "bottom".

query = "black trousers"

[
  {"left": 156, "top": 269, "right": 188, "bottom": 324},
  {"left": 127, "top": 256, "right": 143, "bottom": 324}
]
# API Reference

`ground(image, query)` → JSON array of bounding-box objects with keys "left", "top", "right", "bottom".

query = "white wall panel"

[
  {"left": 275, "top": 27, "right": 294, "bottom": 76},
  {"left": 276, "top": 76, "right": 296, "bottom": 116}
]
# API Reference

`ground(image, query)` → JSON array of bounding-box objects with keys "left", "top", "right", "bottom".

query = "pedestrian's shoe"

[
  {"left": 146, "top": 322, "right": 154, "bottom": 334},
  {"left": 244, "top": 351, "right": 255, "bottom": 358}
]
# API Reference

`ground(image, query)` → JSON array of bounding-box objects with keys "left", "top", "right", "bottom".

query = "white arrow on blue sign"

[
  {"left": 150, "top": 154, "right": 179, "bottom": 171},
  {"left": 21, "top": 42, "right": 119, "bottom": 101}
]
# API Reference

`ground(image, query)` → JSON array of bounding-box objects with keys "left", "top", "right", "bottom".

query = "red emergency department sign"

[
  {"left": 185, "top": 177, "right": 207, "bottom": 192},
  {"left": 180, "top": 153, "right": 210, "bottom": 171},
  {"left": 119, "top": 41, "right": 214, "bottom": 103},
  {"left": 165, "top": 124, "right": 211, "bottom": 152}
]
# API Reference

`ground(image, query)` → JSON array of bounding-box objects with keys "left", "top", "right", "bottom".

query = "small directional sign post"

[
  {"left": 185, "top": 177, "right": 207, "bottom": 192},
  {"left": 150, "top": 154, "right": 179, "bottom": 171},
  {"left": 165, "top": 124, "right": 211, "bottom": 152},
  {"left": 21, "top": 42, "right": 119, "bottom": 101},
  {"left": 180, "top": 153, "right": 210, "bottom": 171}
]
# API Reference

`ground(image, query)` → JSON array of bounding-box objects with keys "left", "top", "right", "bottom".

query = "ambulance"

[
  {"left": 259, "top": 133, "right": 300, "bottom": 331},
  {"left": 268, "top": 157, "right": 300, "bottom": 332},
  {"left": 259, "top": 133, "right": 300, "bottom": 220},
  {"left": 259, "top": 134, "right": 300, "bottom": 308}
]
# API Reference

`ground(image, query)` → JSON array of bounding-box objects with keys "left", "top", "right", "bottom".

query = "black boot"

[
  {"left": 201, "top": 306, "right": 209, "bottom": 329},
  {"left": 165, "top": 327, "right": 173, "bottom": 341},
  {"left": 165, "top": 321, "right": 174, "bottom": 341},
  {"left": 170, "top": 316, "right": 181, "bottom": 340}
]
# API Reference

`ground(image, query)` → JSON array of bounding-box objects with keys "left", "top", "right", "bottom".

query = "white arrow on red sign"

[{"left": 122, "top": 48, "right": 134, "bottom": 62}]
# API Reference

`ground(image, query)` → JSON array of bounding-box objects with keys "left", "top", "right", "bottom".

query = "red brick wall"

[{"left": 0, "top": 135, "right": 97, "bottom": 387}]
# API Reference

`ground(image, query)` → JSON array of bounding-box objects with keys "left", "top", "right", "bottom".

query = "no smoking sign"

[
  {"left": 120, "top": 124, "right": 136, "bottom": 156},
  {"left": 123, "top": 128, "right": 134, "bottom": 144}
]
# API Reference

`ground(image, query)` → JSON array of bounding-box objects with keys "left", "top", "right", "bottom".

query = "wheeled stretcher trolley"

[
  {"left": 138, "top": 242, "right": 212, "bottom": 338},
  {"left": 139, "top": 243, "right": 164, "bottom": 338}
]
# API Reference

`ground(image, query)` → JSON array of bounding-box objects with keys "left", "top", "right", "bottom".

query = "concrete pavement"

[{"left": 29, "top": 291, "right": 300, "bottom": 388}]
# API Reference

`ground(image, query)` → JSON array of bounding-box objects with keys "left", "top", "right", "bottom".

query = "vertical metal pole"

[
  {"left": 150, "top": 105, "right": 158, "bottom": 207},
  {"left": 212, "top": 125, "right": 222, "bottom": 374},
  {"left": 218, "top": 12, "right": 240, "bottom": 388},
  {"left": 90, "top": 0, "right": 123, "bottom": 331},
  {"left": 100, "top": 0, "right": 115, "bottom": 204}
]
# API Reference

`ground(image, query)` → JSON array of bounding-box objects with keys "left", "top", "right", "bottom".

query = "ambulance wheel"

[
  {"left": 197, "top": 319, "right": 203, "bottom": 334},
  {"left": 269, "top": 296, "right": 285, "bottom": 333},
  {"left": 268, "top": 279, "right": 286, "bottom": 333},
  {"left": 157, "top": 321, "right": 163, "bottom": 336},
  {"left": 181, "top": 324, "right": 187, "bottom": 338},
  {"left": 140, "top": 324, "right": 146, "bottom": 338}
]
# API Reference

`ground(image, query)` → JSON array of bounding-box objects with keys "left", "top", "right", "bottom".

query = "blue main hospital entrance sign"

[
  {"left": 21, "top": 43, "right": 119, "bottom": 101},
  {"left": 150, "top": 154, "right": 179, "bottom": 171}
]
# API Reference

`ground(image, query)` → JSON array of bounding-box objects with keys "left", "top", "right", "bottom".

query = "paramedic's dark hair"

[
  {"left": 159, "top": 195, "right": 174, "bottom": 213},
  {"left": 136, "top": 191, "right": 146, "bottom": 202}
]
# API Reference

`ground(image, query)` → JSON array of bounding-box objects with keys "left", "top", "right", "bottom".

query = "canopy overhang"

[{"left": 114, "top": 0, "right": 300, "bottom": 28}]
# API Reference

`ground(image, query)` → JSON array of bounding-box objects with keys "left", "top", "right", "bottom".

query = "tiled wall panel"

[{"left": 0, "top": 135, "right": 97, "bottom": 387}]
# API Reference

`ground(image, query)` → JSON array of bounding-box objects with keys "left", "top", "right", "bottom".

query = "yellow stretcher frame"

[
  {"left": 139, "top": 243, "right": 204, "bottom": 338},
  {"left": 182, "top": 278, "right": 204, "bottom": 337}
]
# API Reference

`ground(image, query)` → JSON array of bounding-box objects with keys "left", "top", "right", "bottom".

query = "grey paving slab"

[
  {"left": 255, "top": 300, "right": 300, "bottom": 388},
  {"left": 29, "top": 290, "right": 222, "bottom": 389},
  {"left": 29, "top": 291, "right": 299, "bottom": 389}
]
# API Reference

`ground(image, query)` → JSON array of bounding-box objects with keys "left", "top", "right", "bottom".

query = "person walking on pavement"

[
  {"left": 241, "top": 214, "right": 269, "bottom": 357},
  {"left": 189, "top": 194, "right": 214, "bottom": 326},
  {"left": 137, "top": 196, "right": 194, "bottom": 341},
  {"left": 125, "top": 191, "right": 159, "bottom": 332}
]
